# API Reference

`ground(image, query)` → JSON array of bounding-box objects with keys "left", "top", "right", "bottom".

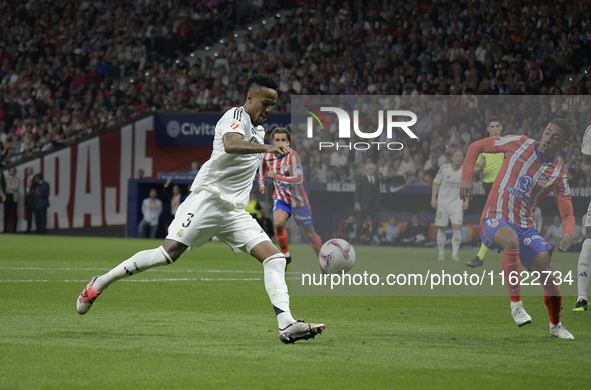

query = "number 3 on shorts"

[{"left": 182, "top": 213, "right": 195, "bottom": 228}]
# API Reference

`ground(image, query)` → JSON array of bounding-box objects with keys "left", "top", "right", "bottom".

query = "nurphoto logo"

[{"left": 303, "top": 105, "right": 418, "bottom": 150}]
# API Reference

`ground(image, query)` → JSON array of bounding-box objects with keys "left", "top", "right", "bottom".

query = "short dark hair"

[
  {"left": 488, "top": 115, "right": 501, "bottom": 126},
  {"left": 549, "top": 118, "right": 573, "bottom": 141},
  {"left": 271, "top": 127, "right": 291, "bottom": 143},
  {"left": 243, "top": 73, "right": 279, "bottom": 98}
]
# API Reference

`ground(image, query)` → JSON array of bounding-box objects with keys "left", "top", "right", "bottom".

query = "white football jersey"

[
  {"left": 582, "top": 124, "right": 591, "bottom": 156},
  {"left": 433, "top": 163, "right": 463, "bottom": 210},
  {"left": 191, "top": 106, "right": 265, "bottom": 210}
]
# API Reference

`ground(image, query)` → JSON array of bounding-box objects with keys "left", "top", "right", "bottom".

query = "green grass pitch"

[{"left": 0, "top": 235, "right": 588, "bottom": 389}]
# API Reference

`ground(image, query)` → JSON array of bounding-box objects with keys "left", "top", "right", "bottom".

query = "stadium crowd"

[{"left": 1, "top": 0, "right": 591, "bottom": 184}]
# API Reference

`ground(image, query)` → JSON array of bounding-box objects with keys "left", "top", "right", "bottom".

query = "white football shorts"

[
  {"left": 166, "top": 190, "right": 271, "bottom": 254},
  {"left": 434, "top": 206, "right": 463, "bottom": 227}
]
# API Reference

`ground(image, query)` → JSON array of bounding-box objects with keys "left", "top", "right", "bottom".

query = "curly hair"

[{"left": 243, "top": 73, "right": 279, "bottom": 99}]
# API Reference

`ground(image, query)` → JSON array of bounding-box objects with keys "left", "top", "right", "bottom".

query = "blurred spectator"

[
  {"left": 187, "top": 161, "right": 200, "bottom": 176},
  {"left": 375, "top": 215, "right": 399, "bottom": 246},
  {"left": 3, "top": 167, "right": 19, "bottom": 232},
  {"left": 34, "top": 173, "right": 49, "bottom": 234},
  {"left": 354, "top": 162, "right": 381, "bottom": 242},
  {"left": 138, "top": 188, "right": 162, "bottom": 239},
  {"left": 399, "top": 214, "right": 427, "bottom": 247}
]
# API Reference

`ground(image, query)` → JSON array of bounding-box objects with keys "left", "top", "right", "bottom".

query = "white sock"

[
  {"left": 263, "top": 253, "right": 295, "bottom": 329},
  {"left": 577, "top": 239, "right": 591, "bottom": 301},
  {"left": 93, "top": 246, "right": 173, "bottom": 292},
  {"left": 452, "top": 229, "right": 461, "bottom": 256},
  {"left": 437, "top": 230, "right": 446, "bottom": 258}
]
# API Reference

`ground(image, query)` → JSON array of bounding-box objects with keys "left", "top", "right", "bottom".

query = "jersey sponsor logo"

[
  {"left": 251, "top": 127, "right": 257, "bottom": 135},
  {"left": 524, "top": 238, "right": 531, "bottom": 245},
  {"left": 517, "top": 175, "right": 533, "bottom": 192},
  {"left": 249, "top": 137, "right": 261, "bottom": 144},
  {"left": 167, "top": 120, "right": 181, "bottom": 137}
]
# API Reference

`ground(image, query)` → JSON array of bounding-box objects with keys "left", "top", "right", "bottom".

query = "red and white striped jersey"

[
  {"left": 258, "top": 149, "right": 309, "bottom": 208},
  {"left": 463, "top": 135, "right": 574, "bottom": 234}
]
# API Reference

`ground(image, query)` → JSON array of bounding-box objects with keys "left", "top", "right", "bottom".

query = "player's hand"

[
  {"left": 558, "top": 232, "right": 572, "bottom": 252},
  {"left": 460, "top": 179, "right": 473, "bottom": 201},
  {"left": 431, "top": 199, "right": 437, "bottom": 210},
  {"left": 354, "top": 202, "right": 361, "bottom": 212},
  {"left": 270, "top": 143, "right": 290, "bottom": 156},
  {"left": 259, "top": 185, "right": 265, "bottom": 194},
  {"left": 266, "top": 170, "right": 276, "bottom": 179},
  {"left": 165, "top": 178, "right": 172, "bottom": 187},
  {"left": 463, "top": 199, "right": 469, "bottom": 210}
]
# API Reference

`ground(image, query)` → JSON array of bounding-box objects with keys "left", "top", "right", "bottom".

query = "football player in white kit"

[
  {"left": 573, "top": 124, "right": 591, "bottom": 311},
  {"left": 431, "top": 149, "right": 469, "bottom": 261},
  {"left": 76, "top": 74, "right": 325, "bottom": 343}
]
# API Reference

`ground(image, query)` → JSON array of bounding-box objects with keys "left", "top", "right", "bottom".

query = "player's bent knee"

[
  {"left": 251, "top": 240, "right": 281, "bottom": 263},
  {"left": 162, "top": 239, "right": 188, "bottom": 262}
]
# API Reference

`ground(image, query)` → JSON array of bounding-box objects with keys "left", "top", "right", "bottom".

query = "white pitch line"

[
  {"left": 0, "top": 266, "right": 262, "bottom": 274},
  {"left": 0, "top": 277, "right": 300, "bottom": 283}
]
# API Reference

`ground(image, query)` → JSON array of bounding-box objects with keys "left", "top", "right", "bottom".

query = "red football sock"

[
  {"left": 502, "top": 249, "right": 522, "bottom": 302},
  {"left": 543, "top": 283, "right": 562, "bottom": 325},
  {"left": 309, "top": 233, "right": 323, "bottom": 257},
  {"left": 275, "top": 228, "right": 289, "bottom": 254}
]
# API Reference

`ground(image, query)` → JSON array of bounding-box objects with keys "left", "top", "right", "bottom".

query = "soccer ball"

[{"left": 318, "top": 239, "right": 356, "bottom": 274}]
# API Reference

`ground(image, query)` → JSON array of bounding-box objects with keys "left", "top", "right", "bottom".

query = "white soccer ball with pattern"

[{"left": 318, "top": 239, "right": 356, "bottom": 274}]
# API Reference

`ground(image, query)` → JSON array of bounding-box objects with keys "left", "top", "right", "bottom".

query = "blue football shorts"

[
  {"left": 480, "top": 217, "right": 553, "bottom": 270},
  {"left": 273, "top": 198, "right": 314, "bottom": 229}
]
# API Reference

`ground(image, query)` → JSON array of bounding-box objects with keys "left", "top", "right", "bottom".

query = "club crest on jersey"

[
  {"left": 537, "top": 174, "right": 550, "bottom": 187},
  {"left": 486, "top": 218, "right": 499, "bottom": 228},
  {"left": 177, "top": 229, "right": 184, "bottom": 238}
]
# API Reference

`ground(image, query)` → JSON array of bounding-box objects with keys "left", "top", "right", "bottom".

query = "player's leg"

[
  {"left": 451, "top": 223, "right": 461, "bottom": 261},
  {"left": 250, "top": 240, "right": 325, "bottom": 343},
  {"left": 293, "top": 204, "right": 322, "bottom": 257},
  {"left": 450, "top": 208, "right": 463, "bottom": 261},
  {"left": 488, "top": 222, "right": 531, "bottom": 326},
  {"left": 224, "top": 210, "right": 324, "bottom": 343},
  {"left": 77, "top": 239, "right": 184, "bottom": 314},
  {"left": 467, "top": 183, "right": 493, "bottom": 268},
  {"left": 272, "top": 199, "right": 291, "bottom": 257},
  {"left": 574, "top": 208, "right": 591, "bottom": 311},
  {"left": 300, "top": 225, "right": 322, "bottom": 257},
  {"left": 76, "top": 191, "right": 214, "bottom": 315},
  {"left": 529, "top": 251, "right": 574, "bottom": 339},
  {"left": 434, "top": 209, "right": 447, "bottom": 261}
]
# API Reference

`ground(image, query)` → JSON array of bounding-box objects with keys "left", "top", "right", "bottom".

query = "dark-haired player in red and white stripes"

[
  {"left": 461, "top": 118, "right": 575, "bottom": 339},
  {"left": 259, "top": 128, "right": 323, "bottom": 263}
]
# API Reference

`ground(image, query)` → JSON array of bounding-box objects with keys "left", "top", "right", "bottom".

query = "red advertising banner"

[{"left": 1, "top": 115, "right": 212, "bottom": 231}]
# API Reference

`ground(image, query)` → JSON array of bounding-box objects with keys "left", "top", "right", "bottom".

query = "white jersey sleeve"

[
  {"left": 190, "top": 106, "right": 265, "bottom": 210},
  {"left": 582, "top": 125, "right": 591, "bottom": 156}
]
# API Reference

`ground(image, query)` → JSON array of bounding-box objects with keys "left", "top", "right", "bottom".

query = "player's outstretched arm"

[{"left": 223, "top": 132, "right": 290, "bottom": 155}]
